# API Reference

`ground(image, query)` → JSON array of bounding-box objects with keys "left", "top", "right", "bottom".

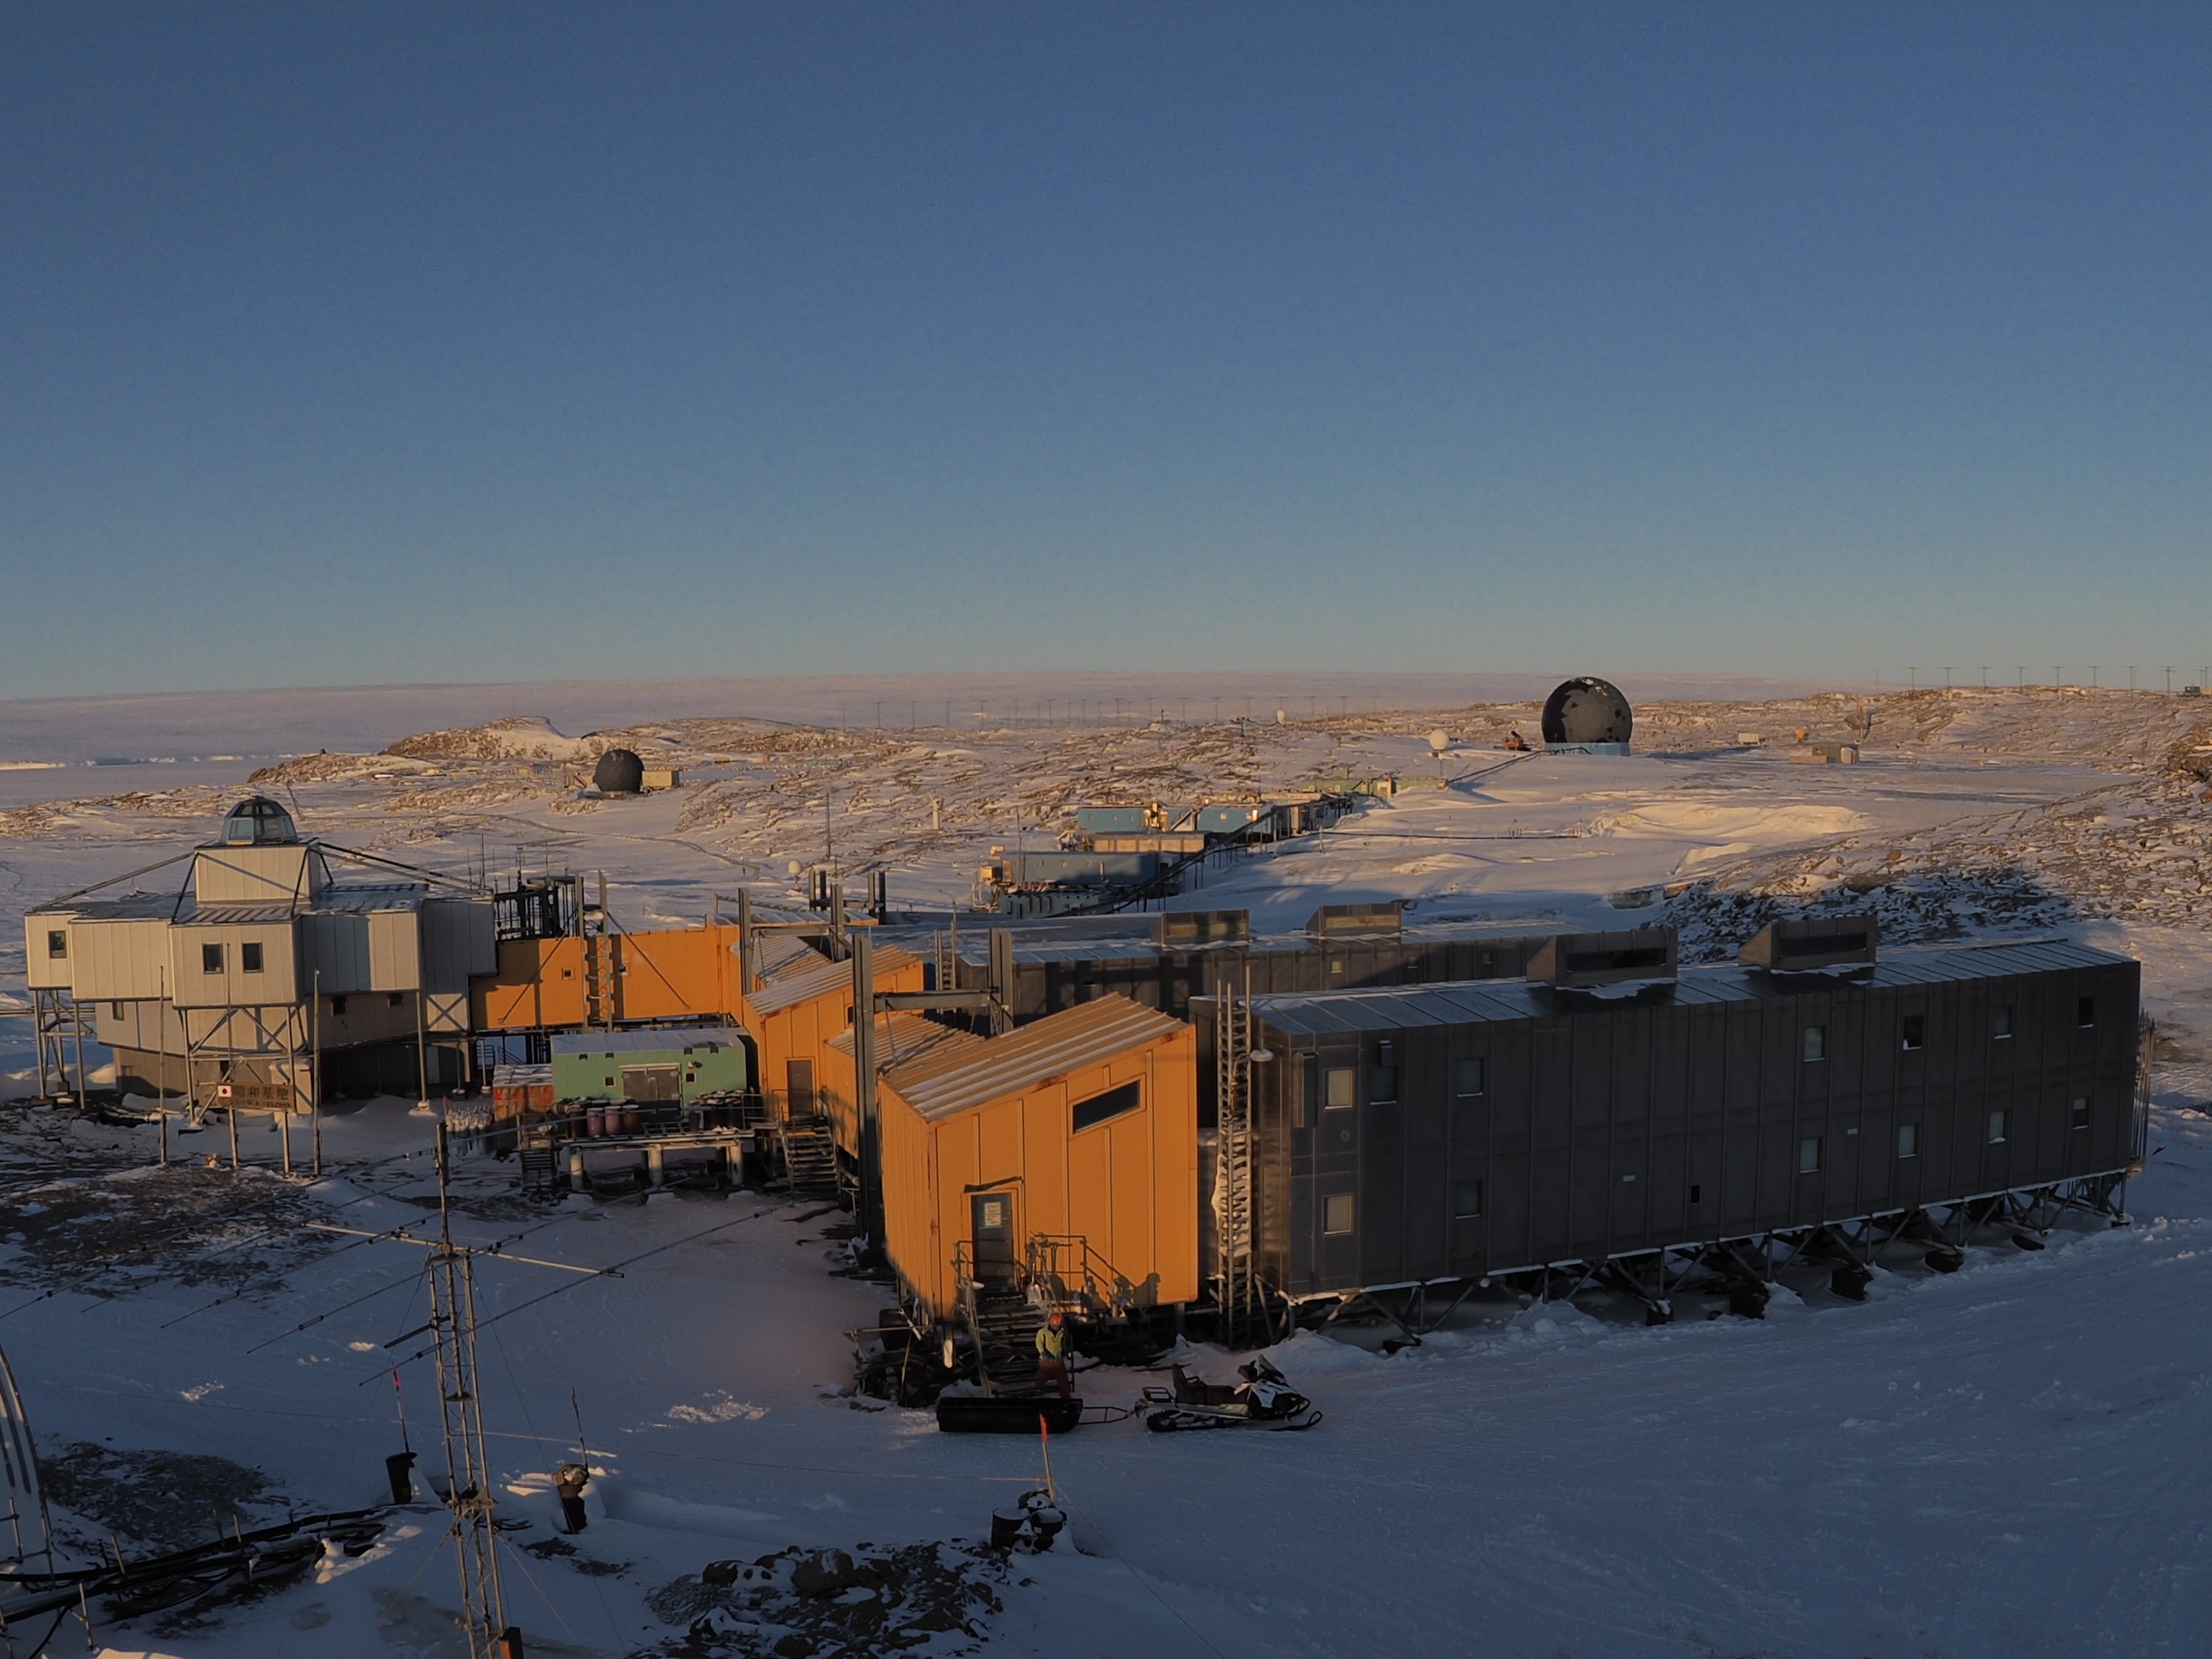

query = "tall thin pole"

[{"left": 311, "top": 970, "right": 323, "bottom": 1176}]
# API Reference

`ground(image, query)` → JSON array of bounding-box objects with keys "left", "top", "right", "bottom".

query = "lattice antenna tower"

[
  {"left": 428, "top": 1122, "right": 510, "bottom": 1658},
  {"left": 1214, "top": 963, "right": 1261, "bottom": 1337}
]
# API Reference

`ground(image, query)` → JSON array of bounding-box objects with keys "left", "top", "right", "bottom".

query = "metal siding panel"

[{"left": 367, "top": 911, "right": 420, "bottom": 991}]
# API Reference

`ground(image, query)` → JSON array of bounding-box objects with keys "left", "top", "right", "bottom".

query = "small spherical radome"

[
  {"left": 592, "top": 748, "right": 646, "bottom": 795},
  {"left": 1540, "top": 678, "right": 1633, "bottom": 747}
]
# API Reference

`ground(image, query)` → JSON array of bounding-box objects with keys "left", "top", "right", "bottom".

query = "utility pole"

[
  {"left": 2167, "top": 667, "right": 2174, "bottom": 694},
  {"left": 1907, "top": 667, "right": 1918, "bottom": 690},
  {"left": 1980, "top": 667, "right": 1989, "bottom": 688},
  {"left": 428, "top": 1124, "right": 514, "bottom": 1659}
]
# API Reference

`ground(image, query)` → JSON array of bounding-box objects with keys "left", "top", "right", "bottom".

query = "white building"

[{"left": 23, "top": 796, "right": 493, "bottom": 1108}]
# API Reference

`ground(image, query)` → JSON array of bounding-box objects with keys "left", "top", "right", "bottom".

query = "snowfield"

[{"left": 3, "top": 677, "right": 2210, "bottom": 1658}]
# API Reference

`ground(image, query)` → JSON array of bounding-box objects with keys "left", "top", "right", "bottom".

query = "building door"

[
  {"left": 970, "top": 1190, "right": 1018, "bottom": 1286},
  {"left": 786, "top": 1058, "right": 814, "bottom": 1120},
  {"left": 620, "top": 1064, "right": 680, "bottom": 1103}
]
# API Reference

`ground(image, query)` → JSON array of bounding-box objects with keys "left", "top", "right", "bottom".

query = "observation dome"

[
  {"left": 592, "top": 748, "right": 646, "bottom": 795},
  {"left": 1540, "top": 678, "right": 1633, "bottom": 752},
  {"left": 219, "top": 795, "right": 300, "bottom": 846}
]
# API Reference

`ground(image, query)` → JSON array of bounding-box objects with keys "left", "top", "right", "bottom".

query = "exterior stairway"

[
  {"left": 775, "top": 1115, "right": 841, "bottom": 1198},
  {"left": 969, "top": 1287, "right": 1047, "bottom": 1395}
]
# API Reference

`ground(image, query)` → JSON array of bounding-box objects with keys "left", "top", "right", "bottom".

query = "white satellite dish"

[
  {"left": 1427, "top": 730, "right": 1451, "bottom": 755},
  {"left": 786, "top": 859, "right": 803, "bottom": 876}
]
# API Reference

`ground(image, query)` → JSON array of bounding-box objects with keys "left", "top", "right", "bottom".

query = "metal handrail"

[{"left": 1024, "top": 1233, "right": 1141, "bottom": 1318}]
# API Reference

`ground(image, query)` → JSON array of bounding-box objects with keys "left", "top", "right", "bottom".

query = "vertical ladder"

[
  {"left": 583, "top": 872, "right": 614, "bottom": 1030},
  {"left": 1214, "top": 964, "right": 1260, "bottom": 1339}
]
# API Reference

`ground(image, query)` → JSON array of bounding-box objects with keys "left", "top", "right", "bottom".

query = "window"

[
  {"left": 46, "top": 929, "right": 67, "bottom": 960},
  {"left": 2077, "top": 997, "right": 2097, "bottom": 1028},
  {"left": 330, "top": 995, "right": 346, "bottom": 1016},
  {"left": 1897, "top": 1123, "right": 1918, "bottom": 1158},
  {"left": 1994, "top": 1004, "right": 2014, "bottom": 1039},
  {"left": 1074, "top": 1080, "right": 1142, "bottom": 1132},
  {"left": 1322, "top": 1193, "right": 1355, "bottom": 1235},
  {"left": 1901, "top": 1016, "right": 1924, "bottom": 1051},
  {"left": 2071, "top": 1096, "right": 2089, "bottom": 1130},
  {"left": 1478, "top": 951, "right": 1496, "bottom": 973},
  {"left": 241, "top": 942, "right": 263, "bottom": 974},
  {"left": 1324, "top": 1067, "right": 1356, "bottom": 1110},
  {"left": 1452, "top": 1179, "right": 1483, "bottom": 1219},
  {"left": 111, "top": 1001, "right": 125, "bottom": 1020},
  {"left": 388, "top": 992, "right": 404, "bottom": 1008},
  {"left": 1798, "top": 1136, "right": 1822, "bottom": 1174},
  {"left": 1988, "top": 1110, "right": 2008, "bottom": 1144},
  {"left": 1369, "top": 1066, "right": 1398, "bottom": 1103},
  {"left": 1802, "top": 1025, "right": 1826, "bottom": 1062},
  {"left": 1295, "top": 1057, "right": 1314, "bottom": 1128},
  {"left": 1688, "top": 1184, "right": 1703, "bottom": 1205},
  {"left": 1455, "top": 1057, "right": 1487, "bottom": 1097},
  {"left": 201, "top": 943, "right": 224, "bottom": 974}
]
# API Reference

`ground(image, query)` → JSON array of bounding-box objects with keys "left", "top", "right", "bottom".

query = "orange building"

[
  {"left": 472, "top": 923, "right": 743, "bottom": 1031},
  {"left": 877, "top": 995, "right": 1198, "bottom": 1322},
  {"left": 820, "top": 1011, "right": 985, "bottom": 1158},
  {"left": 737, "top": 942, "right": 924, "bottom": 1120}
]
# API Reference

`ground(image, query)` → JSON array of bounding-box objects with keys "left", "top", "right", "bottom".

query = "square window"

[
  {"left": 1452, "top": 1179, "right": 1483, "bottom": 1219},
  {"left": 1368, "top": 1065, "right": 1398, "bottom": 1103},
  {"left": 1455, "top": 1057, "right": 1487, "bottom": 1097},
  {"left": 46, "top": 929, "right": 67, "bottom": 959},
  {"left": 330, "top": 995, "right": 346, "bottom": 1016},
  {"left": 1994, "top": 1004, "right": 2014, "bottom": 1039},
  {"left": 1901, "top": 1015, "right": 1925, "bottom": 1051},
  {"left": 1798, "top": 1136, "right": 1822, "bottom": 1174},
  {"left": 1897, "top": 1123, "right": 1918, "bottom": 1158},
  {"left": 388, "top": 992, "right": 404, "bottom": 1008},
  {"left": 201, "top": 943, "right": 224, "bottom": 974},
  {"left": 1324, "top": 1067, "right": 1356, "bottom": 1110},
  {"left": 2070, "top": 1096, "right": 2089, "bottom": 1130},
  {"left": 1322, "top": 1192, "right": 1355, "bottom": 1235},
  {"left": 2077, "top": 997, "right": 2097, "bottom": 1028},
  {"left": 1988, "top": 1110, "right": 2008, "bottom": 1144},
  {"left": 241, "top": 942, "right": 264, "bottom": 973},
  {"left": 1802, "top": 1025, "right": 1827, "bottom": 1062}
]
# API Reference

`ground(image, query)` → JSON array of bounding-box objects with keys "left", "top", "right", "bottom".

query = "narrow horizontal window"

[
  {"left": 1322, "top": 1192, "right": 1355, "bottom": 1235},
  {"left": 1798, "top": 1136, "right": 1822, "bottom": 1174},
  {"left": 1901, "top": 1015, "right": 1925, "bottom": 1051},
  {"left": 241, "top": 942, "right": 264, "bottom": 973},
  {"left": 201, "top": 943, "right": 224, "bottom": 974},
  {"left": 1452, "top": 1179, "right": 1482, "bottom": 1219},
  {"left": 1074, "top": 1080, "right": 1142, "bottom": 1132},
  {"left": 1988, "top": 1110, "right": 2008, "bottom": 1144},
  {"left": 1897, "top": 1122, "right": 1918, "bottom": 1159},
  {"left": 2070, "top": 1096, "right": 2089, "bottom": 1130},
  {"left": 1455, "top": 1057, "right": 1486, "bottom": 1097},
  {"left": 1324, "top": 1068, "right": 1356, "bottom": 1110},
  {"left": 1802, "top": 1025, "right": 1826, "bottom": 1062}
]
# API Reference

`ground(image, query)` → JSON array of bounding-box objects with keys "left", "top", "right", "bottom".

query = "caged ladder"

[{"left": 1214, "top": 964, "right": 1264, "bottom": 1341}]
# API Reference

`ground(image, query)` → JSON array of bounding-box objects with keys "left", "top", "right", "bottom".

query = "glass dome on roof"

[{"left": 220, "top": 795, "right": 300, "bottom": 846}]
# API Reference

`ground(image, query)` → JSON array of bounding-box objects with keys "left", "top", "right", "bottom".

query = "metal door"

[
  {"left": 970, "top": 1190, "right": 1018, "bottom": 1285},
  {"left": 786, "top": 1058, "right": 815, "bottom": 1117},
  {"left": 620, "top": 1064, "right": 680, "bottom": 1103}
]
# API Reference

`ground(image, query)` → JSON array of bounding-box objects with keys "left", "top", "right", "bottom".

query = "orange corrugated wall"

[
  {"left": 473, "top": 924, "right": 742, "bottom": 1030},
  {"left": 741, "top": 957, "right": 927, "bottom": 1122},
  {"left": 882, "top": 1022, "right": 1198, "bottom": 1319}
]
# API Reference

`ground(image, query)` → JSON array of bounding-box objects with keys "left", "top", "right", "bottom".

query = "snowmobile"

[{"left": 1139, "top": 1355, "right": 1322, "bottom": 1433}]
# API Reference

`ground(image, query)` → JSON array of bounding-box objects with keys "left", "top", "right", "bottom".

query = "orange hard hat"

[{"left": 1048, "top": 1312, "right": 1063, "bottom": 1325}]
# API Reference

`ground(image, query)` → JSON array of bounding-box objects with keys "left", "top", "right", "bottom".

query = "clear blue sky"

[{"left": 4, "top": 4, "right": 2209, "bottom": 697}]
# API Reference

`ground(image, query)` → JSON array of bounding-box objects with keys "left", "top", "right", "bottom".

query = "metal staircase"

[
  {"left": 967, "top": 1287, "right": 1047, "bottom": 1394},
  {"left": 1214, "top": 965, "right": 1262, "bottom": 1339},
  {"left": 774, "top": 1115, "right": 841, "bottom": 1198}
]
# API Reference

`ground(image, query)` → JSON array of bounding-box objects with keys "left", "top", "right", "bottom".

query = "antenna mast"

[{"left": 428, "top": 1123, "right": 512, "bottom": 1658}]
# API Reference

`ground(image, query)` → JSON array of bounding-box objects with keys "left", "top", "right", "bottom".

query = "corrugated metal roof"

[
  {"left": 825, "top": 1011, "right": 986, "bottom": 1072},
  {"left": 905, "top": 915, "right": 1572, "bottom": 966},
  {"left": 753, "top": 934, "right": 825, "bottom": 980},
  {"left": 886, "top": 994, "right": 1187, "bottom": 1122},
  {"left": 55, "top": 882, "right": 428, "bottom": 927},
  {"left": 747, "top": 944, "right": 917, "bottom": 1016},
  {"left": 492, "top": 1064, "right": 554, "bottom": 1086},
  {"left": 1248, "top": 939, "right": 2137, "bottom": 1035},
  {"left": 552, "top": 1025, "right": 742, "bottom": 1056}
]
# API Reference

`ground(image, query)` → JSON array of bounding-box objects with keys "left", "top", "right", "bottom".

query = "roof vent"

[
  {"left": 1528, "top": 928, "right": 1677, "bottom": 988},
  {"left": 1307, "top": 900, "right": 1406, "bottom": 940},
  {"left": 1738, "top": 916, "right": 1878, "bottom": 971}
]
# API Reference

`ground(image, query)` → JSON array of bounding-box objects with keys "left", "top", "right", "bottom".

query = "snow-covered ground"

[{"left": 3, "top": 679, "right": 2211, "bottom": 1656}]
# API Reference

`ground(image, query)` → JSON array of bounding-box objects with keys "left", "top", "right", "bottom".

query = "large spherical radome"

[
  {"left": 592, "top": 748, "right": 646, "bottom": 795},
  {"left": 1540, "top": 678, "right": 1633, "bottom": 747}
]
